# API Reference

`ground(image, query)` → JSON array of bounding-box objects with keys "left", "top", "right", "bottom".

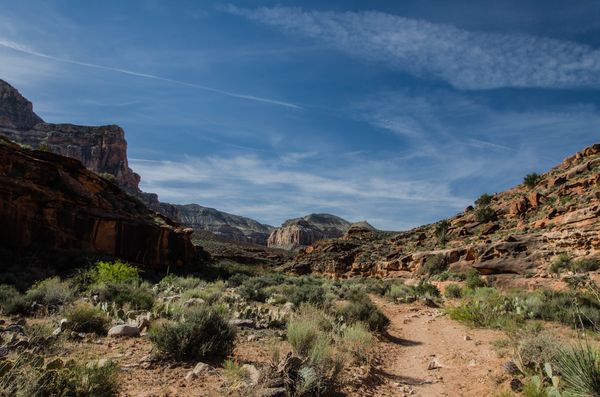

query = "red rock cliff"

[{"left": 0, "top": 137, "right": 196, "bottom": 267}]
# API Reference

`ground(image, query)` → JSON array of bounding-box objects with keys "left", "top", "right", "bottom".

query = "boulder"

[{"left": 108, "top": 324, "right": 140, "bottom": 337}]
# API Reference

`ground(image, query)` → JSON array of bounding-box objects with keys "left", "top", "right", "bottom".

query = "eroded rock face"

[
  {"left": 0, "top": 80, "right": 140, "bottom": 190},
  {"left": 268, "top": 214, "right": 352, "bottom": 250},
  {"left": 285, "top": 142, "right": 600, "bottom": 278},
  {"left": 0, "top": 80, "right": 43, "bottom": 130},
  {"left": 0, "top": 137, "right": 196, "bottom": 267}
]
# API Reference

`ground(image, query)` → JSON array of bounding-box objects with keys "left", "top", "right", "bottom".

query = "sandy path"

[{"left": 360, "top": 296, "right": 508, "bottom": 397}]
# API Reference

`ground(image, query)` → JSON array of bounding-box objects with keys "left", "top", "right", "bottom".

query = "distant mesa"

[{"left": 268, "top": 213, "right": 352, "bottom": 250}]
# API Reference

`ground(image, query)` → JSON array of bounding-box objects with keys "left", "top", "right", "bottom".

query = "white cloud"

[
  {"left": 131, "top": 153, "right": 470, "bottom": 229},
  {"left": 226, "top": 5, "right": 600, "bottom": 90}
]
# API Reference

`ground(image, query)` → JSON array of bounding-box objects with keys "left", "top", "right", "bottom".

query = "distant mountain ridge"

[{"left": 0, "top": 79, "right": 274, "bottom": 245}]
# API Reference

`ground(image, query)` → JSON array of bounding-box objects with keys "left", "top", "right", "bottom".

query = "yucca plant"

[{"left": 557, "top": 342, "right": 600, "bottom": 396}]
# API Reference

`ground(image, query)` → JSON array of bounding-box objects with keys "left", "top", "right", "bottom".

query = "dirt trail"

[{"left": 363, "top": 296, "right": 508, "bottom": 397}]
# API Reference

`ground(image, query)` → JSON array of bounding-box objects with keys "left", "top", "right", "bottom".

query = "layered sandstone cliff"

[
  {"left": 286, "top": 143, "right": 600, "bottom": 280},
  {"left": 0, "top": 79, "right": 140, "bottom": 190},
  {"left": 268, "top": 213, "right": 351, "bottom": 250},
  {"left": 0, "top": 137, "right": 196, "bottom": 267}
]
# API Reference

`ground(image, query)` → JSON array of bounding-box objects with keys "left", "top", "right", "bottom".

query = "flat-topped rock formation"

[{"left": 268, "top": 213, "right": 352, "bottom": 250}]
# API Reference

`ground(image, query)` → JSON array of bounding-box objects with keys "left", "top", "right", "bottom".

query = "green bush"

[
  {"left": 334, "top": 293, "right": 389, "bottom": 332},
  {"left": 89, "top": 260, "right": 140, "bottom": 284},
  {"left": 413, "top": 280, "right": 441, "bottom": 299},
  {"left": 65, "top": 302, "right": 110, "bottom": 335},
  {"left": 149, "top": 305, "right": 235, "bottom": 361},
  {"left": 159, "top": 275, "right": 205, "bottom": 291},
  {"left": 340, "top": 322, "right": 374, "bottom": 363},
  {"left": 572, "top": 258, "right": 600, "bottom": 273},
  {"left": 550, "top": 254, "right": 571, "bottom": 274},
  {"left": 287, "top": 283, "right": 327, "bottom": 308},
  {"left": 447, "top": 288, "right": 516, "bottom": 328},
  {"left": 0, "top": 285, "right": 29, "bottom": 315},
  {"left": 444, "top": 284, "right": 463, "bottom": 299},
  {"left": 91, "top": 282, "right": 155, "bottom": 310},
  {"left": 421, "top": 254, "right": 446, "bottom": 276},
  {"left": 25, "top": 277, "right": 75, "bottom": 307},
  {"left": 475, "top": 206, "right": 498, "bottom": 223},
  {"left": 464, "top": 269, "right": 486, "bottom": 290},
  {"left": 524, "top": 173, "right": 542, "bottom": 188},
  {"left": 237, "top": 274, "right": 286, "bottom": 302},
  {"left": 475, "top": 193, "right": 493, "bottom": 207}
]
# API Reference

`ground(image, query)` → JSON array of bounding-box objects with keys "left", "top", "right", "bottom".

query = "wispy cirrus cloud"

[
  {"left": 0, "top": 38, "right": 300, "bottom": 109},
  {"left": 225, "top": 5, "right": 600, "bottom": 90}
]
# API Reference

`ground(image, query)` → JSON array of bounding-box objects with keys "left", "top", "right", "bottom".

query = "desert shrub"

[
  {"left": 340, "top": 322, "right": 374, "bottom": 363},
  {"left": 25, "top": 277, "right": 75, "bottom": 307},
  {"left": 572, "top": 258, "right": 600, "bottom": 273},
  {"left": 64, "top": 302, "right": 110, "bottom": 335},
  {"left": 288, "top": 283, "right": 327, "bottom": 308},
  {"left": 0, "top": 355, "right": 120, "bottom": 397},
  {"left": 386, "top": 280, "right": 440, "bottom": 304},
  {"left": 557, "top": 342, "right": 600, "bottom": 397},
  {"left": 413, "top": 280, "right": 441, "bottom": 299},
  {"left": 149, "top": 305, "right": 235, "bottom": 361},
  {"left": 475, "top": 193, "right": 493, "bottom": 207},
  {"left": 513, "top": 332, "right": 559, "bottom": 376},
  {"left": 159, "top": 275, "right": 205, "bottom": 291},
  {"left": 421, "top": 254, "right": 446, "bottom": 276},
  {"left": 0, "top": 285, "right": 29, "bottom": 315},
  {"left": 386, "top": 283, "right": 414, "bottom": 303},
  {"left": 222, "top": 358, "right": 248, "bottom": 385},
  {"left": 89, "top": 260, "right": 139, "bottom": 285},
  {"left": 444, "top": 284, "right": 463, "bottom": 299},
  {"left": 436, "top": 270, "right": 468, "bottom": 282},
  {"left": 286, "top": 306, "right": 344, "bottom": 396},
  {"left": 226, "top": 273, "right": 249, "bottom": 287},
  {"left": 334, "top": 293, "right": 389, "bottom": 332},
  {"left": 447, "top": 288, "right": 516, "bottom": 328},
  {"left": 550, "top": 253, "right": 571, "bottom": 274},
  {"left": 464, "top": 269, "right": 486, "bottom": 290},
  {"left": 524, "top": 173, "right": 542, "bottom": 188},
  {"left": 181, "top": 281, "right": 226, "bottom": 305},
  {"left": 475, "top": 206, "right": 498, "bottom": 223},
  {"left": 238, "top": 274, "right": 286, "bottom": 302},
  {"left": 91, "top": 282, "right": 155, "bottom": 310},
  {"left": 435, "top": 220, "right": 450, "bottom": 246}
]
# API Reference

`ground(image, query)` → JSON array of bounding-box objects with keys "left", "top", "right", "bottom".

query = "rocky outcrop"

[
  {"left": 0, "top": 79, "right": 140, "bottom": 190},
  {"left": 0, "top": 137, "right": 196, "bottom": 267},
  {"left": 0, "top": 80, "right": 43, "bottom": 130},
  {"left": 286, "top": 143, "right": 600, "bottom": 279},
  {"left": 268, "top": 214, "right": 351, "bottom": 250}
]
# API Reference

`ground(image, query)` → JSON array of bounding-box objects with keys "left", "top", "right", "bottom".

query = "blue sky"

[{"left": 1, "top": 0, "right": 599, "bottom": 230}]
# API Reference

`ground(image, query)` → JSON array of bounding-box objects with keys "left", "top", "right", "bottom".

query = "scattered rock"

[
  {"left": 242, "top": 364, "right": 261, "bottom": 386},
  {"left": 427, "top": 357, "right": 443, "bottom": 370},
  {"left": 108, "top": 324, "right": 140, "bottom": 337}
]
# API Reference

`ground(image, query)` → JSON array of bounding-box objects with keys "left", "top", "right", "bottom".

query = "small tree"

[{"left": 524, "top": 173, "right": 541, "bottom": 188}]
